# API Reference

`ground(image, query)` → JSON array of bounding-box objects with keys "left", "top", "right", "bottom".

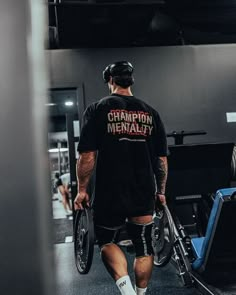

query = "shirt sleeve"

[
  {"left": 77, "top": 103, "right": 98, "bottom": 153},
  {"left": 153, "top": 111, "right": 168, "bottom": 157}
]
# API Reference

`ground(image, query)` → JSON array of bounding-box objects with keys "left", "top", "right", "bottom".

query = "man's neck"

[{"left": 112, "top": 87, "right": 133, "bottom": 96}]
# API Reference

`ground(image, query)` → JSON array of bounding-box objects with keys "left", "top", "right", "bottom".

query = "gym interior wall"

[{"left": 48, "top": 45, "right": 236, "bottom": 144}]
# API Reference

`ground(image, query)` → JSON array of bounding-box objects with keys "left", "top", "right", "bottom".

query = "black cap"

[{"left": 103, "top": 61, "right": 134, "bottom": 83}]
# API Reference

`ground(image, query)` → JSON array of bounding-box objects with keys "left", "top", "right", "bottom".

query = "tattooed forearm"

[
  {"left": 77, "top": 151, "right": 96, "bottom": 193},
  {"left": 156, "top": 156, "right": 168, "bottom": 195}
]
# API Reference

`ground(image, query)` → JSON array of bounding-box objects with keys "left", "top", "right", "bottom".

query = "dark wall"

[{"left": 49, "top": 45, "right": 236, "bottom": 144}]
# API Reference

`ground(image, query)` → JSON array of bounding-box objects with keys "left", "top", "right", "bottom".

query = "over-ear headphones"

[{"left": 103, "top": 61, "right": 134, "bottom": 83}]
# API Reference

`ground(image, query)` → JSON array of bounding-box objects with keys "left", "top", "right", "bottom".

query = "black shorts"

[
  {"left": 94, "top": 218, "right": 154, "bottom": 257},
  {"left": 93, "top": 207, "right": 153, "bottom": 244},
  {"left": 93, "top": 208, "right": 154, "bottom": 228}
]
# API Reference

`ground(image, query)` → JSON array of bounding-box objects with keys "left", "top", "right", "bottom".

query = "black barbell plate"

[
  {"left": 74, "top": 208, "right": 95, "bottom": 275},
  {"left": 153, "top": 205, "right": 175, "bottom": 267}
]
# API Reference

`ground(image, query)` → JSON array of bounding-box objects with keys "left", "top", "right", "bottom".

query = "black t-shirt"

[{"left": 77, "top": 94, "right": 168, "bottom": 216}]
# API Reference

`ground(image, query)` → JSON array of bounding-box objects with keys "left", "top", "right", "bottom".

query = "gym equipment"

[
  {"left": 153, "top": 205, "right": 193, "bottom": 286},
  {"left": 166, "top": 142, "right": 234, "bottom": 236},
  {"left": 167, "top": 130, "right": 236, "bottom": 182},
  {"left": 167, "top": 130, "right": 207, "bottom": 145},
  {"left": 153, "top": 188, "right": 236, "bottom": 293},
  {"left": 191, "top": 188, "right": 236, "bottom": 273},
  {"left": 152, "top": 206, "right": 175, "bottom": 267},
  {"left": 153, "top": 140, "right": 236, "bottom": 293},
  {"left": 74, "top": 208, "right": 94, "bottom": 274},
  {"left": 166, "top": 142, "right": 234, "bottom": 198}
]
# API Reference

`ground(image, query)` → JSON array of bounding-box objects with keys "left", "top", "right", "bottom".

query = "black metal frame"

[{"left": 66, "top": 112, "right": 79, "bottom": 213}]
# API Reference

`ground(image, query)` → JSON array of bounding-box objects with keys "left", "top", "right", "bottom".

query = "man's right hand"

[
  {"left": 157, "top": 193, "right": 166, "bottom": 205},
  {"left": 155, "top": 193, "right": 166, "bottom": 212},
  {"left": 74, "top": 191, "right": 90, "bottom": 210}
]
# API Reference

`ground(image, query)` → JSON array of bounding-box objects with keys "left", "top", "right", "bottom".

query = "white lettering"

[
  {"left": 126, "top": 113, "right": 132, "bottom": 122},
  {"left": 130, "top": 123, "right": 136, "bottom": 133},
  {"left": 108, "top": 123, "right": 116, "bottom": 133},
  {"left": 132, "top": 113, "right": 138, "bottom": 121},
  {"left": 116, "top": 122, "right": 121, "bottom": 132},
  {"left": 107, "top": 113, "right": 113, "bottom": 122},
  {"left": 146, "top": 115, "right": 152, "bottom": 125},
  {"left": 113, "top": 112, "right": 120, "bottom": 121},
  {"left": 147, "top": 125, "right": 153, "bottom": 135},
  {"left": 120, "top": 112, "right": 126, "bottom": 121}
]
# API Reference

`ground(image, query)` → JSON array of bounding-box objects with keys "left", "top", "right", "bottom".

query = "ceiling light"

[
  {"left": 65, "top": 101, "right": 74, "bottom": 106},
  {"left": 45, "top": 103, "right": 56, "bottom": 106},
  {"left": 48, "top": 148, "right": 69, "bottom": 153}
]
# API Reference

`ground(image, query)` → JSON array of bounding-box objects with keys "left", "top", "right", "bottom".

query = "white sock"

[
  {"left": 135, "top": 286, "right": 147, "bottom": 295},
  {"left": 116, "top": 275, "right": 136, "bottom": 295}
]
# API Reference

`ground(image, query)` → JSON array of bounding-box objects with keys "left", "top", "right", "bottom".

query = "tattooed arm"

[
  {"left": 155, "top": 156, "right": 168, "bottom": 207},
  {"left": 74, "top": 151, "right": 97, "bottom": 210}
]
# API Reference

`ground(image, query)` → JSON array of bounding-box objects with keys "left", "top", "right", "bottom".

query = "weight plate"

[
  {"left": 74, "top": 208, "right": 94, "bottom": 274},
  {"left": 153, "top": 205, "right": 175, "bottom": 267}
]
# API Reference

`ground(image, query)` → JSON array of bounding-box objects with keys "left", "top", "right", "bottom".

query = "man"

[
  {"left": 74, "top": 61, "right": 168, "bottom": 295},
  {"left": 55, "top": 172, "right": 72, "bottom": 216}
]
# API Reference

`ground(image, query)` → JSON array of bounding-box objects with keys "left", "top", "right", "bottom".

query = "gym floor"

[
  {"left": 54, "top": 243, "right": 201, "bottom": 295},
  {"left": 52, "top": 195, "right": 200, "bottom": 295}
]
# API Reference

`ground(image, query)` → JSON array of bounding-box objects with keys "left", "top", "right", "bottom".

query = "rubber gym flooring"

[{"left": 54, "top": 243, "right": 201, "bottom": 295}]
